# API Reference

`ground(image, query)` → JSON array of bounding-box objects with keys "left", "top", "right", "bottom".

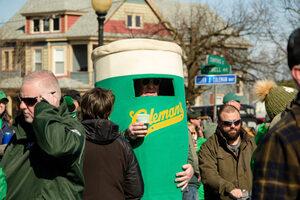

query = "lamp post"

[{"left": 91, "top": 0, "right": 112, "bottom": 46}]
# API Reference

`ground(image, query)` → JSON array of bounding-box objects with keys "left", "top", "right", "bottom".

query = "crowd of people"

[{"left": 0, "top": 27, "right": 299, "bottom": 199}]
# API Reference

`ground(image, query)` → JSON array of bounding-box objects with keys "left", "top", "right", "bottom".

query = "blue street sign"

[{"left": 195, "top": 74, "right": 236, "bottom": 85}]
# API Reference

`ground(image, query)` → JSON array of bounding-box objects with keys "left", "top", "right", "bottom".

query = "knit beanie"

[{"left": 254, "top": 80, "right": 297, "bottom": 120}]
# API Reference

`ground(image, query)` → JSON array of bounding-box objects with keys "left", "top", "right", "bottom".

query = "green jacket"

[
  {"left": 198, "top": 127, "right": 256, "bottom": 200},
  {"left": 2, "top": 99, "right": 85, "bottom": 200},
  {"left": 0, "top": 165, "right": 6, "bottom": 200}
]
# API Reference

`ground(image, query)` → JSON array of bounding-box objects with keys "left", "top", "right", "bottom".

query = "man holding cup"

[
  {"left": 93, "top": 38, "right": 194, "bottom": 199},
  {"left": 123, "top": 78, "right": 194, "bottom": 191}
]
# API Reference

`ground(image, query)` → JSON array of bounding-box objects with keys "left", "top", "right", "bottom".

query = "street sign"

[
  {"left": 206, "top": 55, "right": 226, "bottom": 66},
  {"left": 195, "top": 74, "right": 236, "bottom": 85},
  {"left": 200, "top": 65, "right": 231, "bottom": 75}
]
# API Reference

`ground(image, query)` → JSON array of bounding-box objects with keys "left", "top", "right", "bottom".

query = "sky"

[{"left": 0, "top": 0, "right": 28, "bottom": 26}]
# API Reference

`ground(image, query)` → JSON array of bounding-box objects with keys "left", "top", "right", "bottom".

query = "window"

[
  {"left": 43, "top": 19, "right": 50, "bottom": 32},
  {"left": 127, "top": 15, "right": 132, "bottom": 27},
  {"left": 135, "top": 16, "right": 141, "bottom": 27},
  {"left": 31, "top": 16, "right": 60, "bottom": 33},
  {"left": 34, "top": 49, "right": 42, "bottom": 71},
  {"left": 12, "top": 51, "right": 16, "bottom": 70},
  {"left": 54, "top": 48, "right": 65, "bottom": 75},
  {"left": 4, "top": 52, "right": 9, "bottom": 71},
  {"left": 53, "top": 18, "right": 60, "bottom": 31},
  {"left": 126, "top": 14, "right": 143, "bottom": 29},
  {"left": 72, "top": 45, "right": 87, "bottom": 72},
  {"left": 1, "top": 49, "right": 15, "bottom": 71},
  {"left": 33, "top": 19, "right": 40, "bottom": 32}
]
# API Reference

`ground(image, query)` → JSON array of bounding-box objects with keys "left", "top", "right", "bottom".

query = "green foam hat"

[
  {"left": 223, "top": 92, "right": 243, "bottom": 104},
  {"left": 0, "top": 91, "right": 8, "bottom": 103}
]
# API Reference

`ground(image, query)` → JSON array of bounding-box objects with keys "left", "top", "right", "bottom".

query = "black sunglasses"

[
  {"left": 220, "top": 119, "right": 241, "bottom": 127},
  {"left": 141, "top": 78, "right": 161, "bottom": 86},
  {"left": 18, "top": 94, "right": 39, "bottom": 106},
  {"left": 18, "top": 91, "right": 56, "bottom": 106}
]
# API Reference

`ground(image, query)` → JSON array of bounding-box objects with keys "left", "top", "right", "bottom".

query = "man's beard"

[{"left": 221, "top": 126, "right": 241, "bottom": 142}]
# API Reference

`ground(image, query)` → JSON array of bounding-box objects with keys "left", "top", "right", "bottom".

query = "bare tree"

[
  {"left": 250, "top": 0, "right": 300, "bottom": 82},
  {"left": 106, "top": 0, "right": 299, "bottom": 104},
  {"left": 151, "top": 1, "right": 274, "bottom": 104}
]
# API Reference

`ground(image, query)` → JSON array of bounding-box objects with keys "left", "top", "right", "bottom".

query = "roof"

[{"left": 0, "top": 0, "right": 251, "bottom": 47}]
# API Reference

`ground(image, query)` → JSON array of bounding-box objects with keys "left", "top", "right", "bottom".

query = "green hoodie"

[
  {"left": 2, "top": 99, "right": 85, "bottom": 200},
  {"left": 0, "top": 165, "right": 6, "bottom": 200}
]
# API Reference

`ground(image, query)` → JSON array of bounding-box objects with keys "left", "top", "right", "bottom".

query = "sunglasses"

[
  {"left": 18, "top": 91, "right": 56, "bottom": 106},
  {"left": 18, "top": 94, "right": 39, "bottom": 106},
  {"left": 220, "top": 119, "right": 241, "bottom": 127},
  {"left": 141, "top": 79, "right": 161, "bottom": 86}
]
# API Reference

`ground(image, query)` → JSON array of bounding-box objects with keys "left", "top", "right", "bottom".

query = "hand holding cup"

[
  {"left": 137, "top": 114, "right": 150, "bottom": 129},
  {"left": 127, "top": 114, "right": 150, "bottom": 139}
]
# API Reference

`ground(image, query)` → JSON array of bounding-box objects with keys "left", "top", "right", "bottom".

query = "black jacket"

[{"left": 82, "top": 119, "right": 144, "bottom": 200}]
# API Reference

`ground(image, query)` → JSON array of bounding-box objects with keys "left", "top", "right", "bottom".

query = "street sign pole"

[
  {"left": 213, "top": 85, "right": 217, "bottom": 121},
  {"left": 199, "top": 55, "right": 235, "bottom": 118}
]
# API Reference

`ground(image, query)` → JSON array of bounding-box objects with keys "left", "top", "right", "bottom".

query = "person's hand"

[
  {"left": 193, "top": 142, "right": 197, "bottom": 152},
  {"left": 229, "top": 188, "right": 243, "bottom": 199},
  {"left": 127, "top": 122, "right": 148, "bottom": 140},
  {"left": 174, "top": 163, "right": 194, "bottom": 191}
]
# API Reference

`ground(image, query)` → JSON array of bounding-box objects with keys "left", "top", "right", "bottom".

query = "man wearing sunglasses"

[
  {"left": 198, "top": 105, "right": 256, "bottom": 200},
  {"left": 252, "top": 28, "right": 300, "bottom": 199},
  {"left": 1, "top": 70, "right": 85, "bottom": 199},
  {"left": 135, "top": 78, "right": 161, "bottom": 97},
  {"left": 122, "top": 78, "right": 194, "bottom": 193}
]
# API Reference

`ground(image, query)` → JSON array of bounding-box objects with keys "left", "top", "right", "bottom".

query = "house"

[
  {"left": 0, "top": 0, "right": 173, "bottom": 85},
  {"left": 0, "top": 0, "right": 251, "bottom": 118}
]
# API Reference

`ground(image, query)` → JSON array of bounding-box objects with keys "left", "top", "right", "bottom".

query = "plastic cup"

[
  {"left": 137, "top": 114, "right": 150, "bottom": 129},
  {"left": 3, "top": 132, "right": 13, "bottom": 144}
]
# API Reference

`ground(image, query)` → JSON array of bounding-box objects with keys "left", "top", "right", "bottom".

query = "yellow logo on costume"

[{"left": 129, "top": 102, "right": 184, "bottom": 136}]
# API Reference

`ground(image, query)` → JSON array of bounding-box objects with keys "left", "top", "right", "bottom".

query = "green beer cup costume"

[{"left": 92, "top": 39, "right": 189, "bottom": 199}]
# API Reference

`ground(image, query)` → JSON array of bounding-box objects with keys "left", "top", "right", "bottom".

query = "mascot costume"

[{"left": 92, "top": 39, "right": 189, "bottom": 199}]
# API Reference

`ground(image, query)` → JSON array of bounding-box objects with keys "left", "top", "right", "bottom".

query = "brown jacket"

[{"left": 198, "top": 127, "right": 256, "bottom": 200}]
